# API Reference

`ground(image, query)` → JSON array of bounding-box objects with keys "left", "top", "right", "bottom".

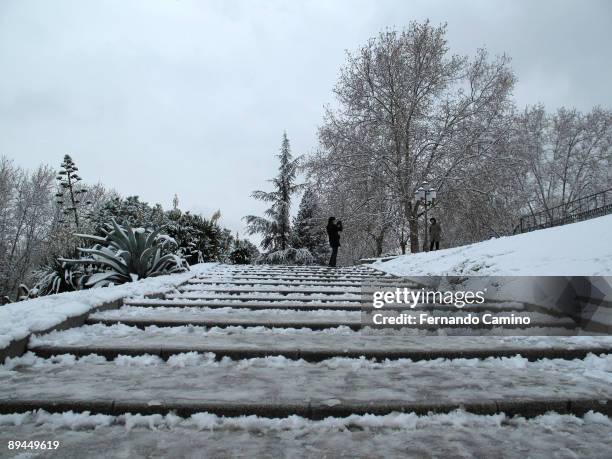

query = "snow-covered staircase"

[{"left": 2, "top": 264, "right": 612, "bottom": 421}]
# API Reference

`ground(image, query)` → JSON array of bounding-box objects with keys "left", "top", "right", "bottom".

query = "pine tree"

[
  {"left": 245, "top": 132, "right": 301, "bottom": 251},
  {"left": 292, "top": 187, "right": 328, "bottom": 263},
  {"left": 55, "top": 154, "right": 90, "bottom": 228}
]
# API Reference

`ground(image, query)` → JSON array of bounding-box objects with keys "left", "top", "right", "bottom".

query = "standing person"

[
  {"left": 429, "top": 218, "right": 441, "bottom": 251},
  {"left": 326, "top": 217, "right": 343, "bottom": 267}
]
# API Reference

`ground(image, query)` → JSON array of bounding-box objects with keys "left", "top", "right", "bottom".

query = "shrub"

[
  {"left": 228, "top": 240, "right": 257, "bottom": 264},
  {"left": 259, "top": 247, "right": 314, "bottom": 265},
  {"left": 31, "top": 258, "right": 87, "bottom": 296},
  {"left": 61, "top": 220, "right": 188, "bottom": 287}
]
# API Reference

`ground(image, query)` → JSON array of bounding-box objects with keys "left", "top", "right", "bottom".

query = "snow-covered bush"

[
  {"left": 61, "top": 220, "right": 189, "bottom": 287},
  {"left": 89, "top": 197, "right": 236, "bottom": 263},
  {"left": 229, "top": 238, "right": 260, "bottom": 264},
  {"left": 165, "top": 210, "right": 235, "bottom": 264},
  {"left": 90, "top": 196, "right": 166, "bottom": 233},
  {"left": 258, "top": 247, "right": 314, "bottom": 265}
]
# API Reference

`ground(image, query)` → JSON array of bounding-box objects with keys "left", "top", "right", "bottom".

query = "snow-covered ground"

[
  {"left": 1, "top": 409, "right": 610, "bottom": 459},
  {"left": 2, "top": 351, "right": 612, "bottom": 407},
  {"left": 373, "top": 215, "right": 612, "bottom": 276},
  {"left": 28, "top": 323, "right": 612, "bottom": 349},
  {"left": 1, "top": 262, "right": 611, "bottom": 457},
  {"left": 0, "top": 264, "right": 216, "bottom": 349},
  {"left": 88, "top": 304, "right": 573, "bottom": 327}
]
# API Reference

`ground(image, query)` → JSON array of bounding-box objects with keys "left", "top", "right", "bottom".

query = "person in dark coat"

[
  {"left": 429, "top": 217, "right": 441, "bottom": 251},
  {"left": 326, "top": 217, "right": 343, "bottom": 267}
]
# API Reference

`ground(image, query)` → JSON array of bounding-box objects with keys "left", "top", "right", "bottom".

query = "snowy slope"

[{"left": 373, "top": 215, "right": 612, "bottom": 276}]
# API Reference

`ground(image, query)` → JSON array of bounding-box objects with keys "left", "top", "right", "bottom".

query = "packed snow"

[
  {"left": 28, "top": 323, "right": 612, "bottom": 349},
  {"left": 165, "top": 292, "right": 363, "bottom": 301},
  {"left": 1, "top": 409, "right": 610, "bottom": 458},
  {"left": 123, "top": 298, "right": 362, "bottom": 308},
  {"left": 88, "top": 304, "right": 573, "bottom": 328},
  {"left": 373, "top": 214, "right": 612, "bottom": 276},
  {"left": 2, "top": 352, "right": 612, "bottom": 407}
]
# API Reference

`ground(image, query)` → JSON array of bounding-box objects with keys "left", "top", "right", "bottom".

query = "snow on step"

[
  {"left": 124, "top": 298, "right": 364, "bottom": 310},
  {"left": 187, "top": 279, "right": 381, "bottom": 287},
  {"left": 2, "top": 410, "right": 611, "bottom": 459},
  {"left": 188, "top": 277, "right": 413, "bottom": 285},
  {"left": 197, "top": 275, "right": 382, "bottom": 285},
  {"left": 123, "top": 297, "right": 545, "bottom": 316},
  {"left": 2, "top": 352, "right": 612, "bottom": 418},
  {"left": 199, "top": 270, "right": 390, "bottom": 277},
  {"left": 165, "top": 292, "right": 363, "bottom": 302},
  {"left": 28, "top": 324, "right": 612, "bottom": 361},
  {"left": 205, "top": 267, "right": 382, "bottom": 273},
  {"left": 178, "top": 284, "right": 361, "bottom": 294},
  {"left": 88, "top": 306, "right": 362, "bottom": 329},
  {"left": 87, "top": 306, "right": 574, "bottom": 330},
  {"left": 212, "top": 266, "right": 380, "bottom": 273}
]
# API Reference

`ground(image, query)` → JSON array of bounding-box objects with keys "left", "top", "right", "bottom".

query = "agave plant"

[
  {"left": 31, "top": 258, "right": 87, "bottom": 296},
  {"left": 61, "top": 220, "right": 189, "bottom": 287}
]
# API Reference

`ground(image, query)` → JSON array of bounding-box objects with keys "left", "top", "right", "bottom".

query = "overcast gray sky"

[{"left": 1, "top": 0, "right": 610, "bottom": 237}]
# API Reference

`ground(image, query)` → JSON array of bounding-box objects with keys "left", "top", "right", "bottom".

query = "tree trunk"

[
  {"left": 409, "top": 218, "right": 419, "bottom": 253},
  {"left": 375, "top": 232, "right": 385, "bottom": 257},
  {"left": 405, "top": 201, "right": 420, "bottom": 253}
]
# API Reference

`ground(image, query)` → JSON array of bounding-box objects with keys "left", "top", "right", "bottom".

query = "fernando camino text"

[{"left": 371, "top": 312, "right": 531, "bottom": 326}]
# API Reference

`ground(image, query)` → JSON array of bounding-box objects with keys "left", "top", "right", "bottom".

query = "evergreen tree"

[
  {"left": 245, "top": 132, "right": 301, "bottom": 251},
  {"left": 292, "top": 188, "right": 328, "bottom": 264}
]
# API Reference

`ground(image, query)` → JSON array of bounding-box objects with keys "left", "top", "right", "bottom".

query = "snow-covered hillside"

[{"left": 373, "top": 215, "right": 612, "bottom": 277}]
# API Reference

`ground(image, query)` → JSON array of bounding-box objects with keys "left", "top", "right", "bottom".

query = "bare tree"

[
  {"left": 309, "top": 21, "right": 515, "bottom": 255},
  {"left": 0, "top": 158, "right": 56, "bottom": 299},
  {"left": 513, "top": 105, "right": 612, "bottom": 218},
  {"left": 0, "top": 156, "right": 116, "bottom": 300}
]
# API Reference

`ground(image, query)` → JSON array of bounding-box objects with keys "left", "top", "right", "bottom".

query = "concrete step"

[
  {"left": 121, "top": 298, "right": 564, "bottom": 315},
  {"left": 177, "top": 285, "right": 361, "bottom": 294},
  {"left": 199, "top": 273, "right": 391, "bottom": 280},
  {"left": 207, "top": 267, "right": 384, "bottom": 277},
  {"left": 164, "top": 292, "right": 363, "bottom": 302},
  {"left": 87, "top": 306, "right": 575, "bottom": 330},
  {"left": 28, "top": 325, "right": 609, "bottom": 361},
  {"left": 2, "top": 352, "right": 611, "bottom": 418},
  {"left": 86, "top": 317, "right": 363, "bottom": 330},
  {"left": 124, "top": 298, "right": 364, "bottom": 310},
  {"left": 1, "top": 411, "right": 610, "bottom": 458},
  {"left": 181, "top": 281, "right": 419, "bottom": 289},
  {"left": 189, "top": 279, "right": 412, "bottom": 289}
]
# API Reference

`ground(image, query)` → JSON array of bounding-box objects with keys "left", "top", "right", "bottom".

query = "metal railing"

[{"left": 513, "top": 188, "right": 612, "bottom": 234}]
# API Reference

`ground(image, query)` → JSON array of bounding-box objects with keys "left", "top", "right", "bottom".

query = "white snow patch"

[
  {"left": 0, "top": 409, "right": 609, "bottom": 433},
  {"left": 373, "top": 215, "right": 612, "bottom": 276},
  {"left": 4, "top": 351, "right": 612, "bottom": 384},
  {"left": 0, "top": 263, "right": 216, "bottom": 350}
]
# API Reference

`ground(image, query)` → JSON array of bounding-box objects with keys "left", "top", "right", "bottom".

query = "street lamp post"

[{"left": 414, "top": 182, "right": 437, "bottom": 252}]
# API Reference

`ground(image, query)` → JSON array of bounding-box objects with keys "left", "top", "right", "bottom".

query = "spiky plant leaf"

[{"left": 62, "top": 220, "right": 188, "bottom": 286}]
